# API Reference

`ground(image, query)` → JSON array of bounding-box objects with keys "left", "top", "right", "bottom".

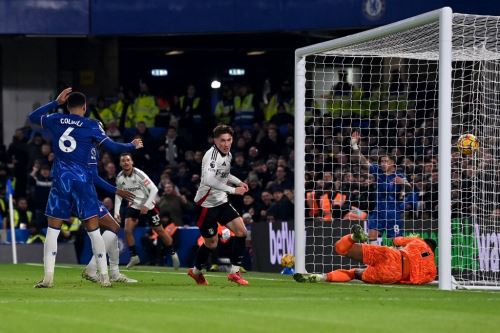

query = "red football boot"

[
  {"left": 188, "top": 268, "right": 208, "bottom": 285},
  {"left": 228, "top": 272, "right": 249, "bottom": 286}
]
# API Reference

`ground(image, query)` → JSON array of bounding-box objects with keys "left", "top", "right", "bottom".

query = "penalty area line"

[{"left": 22, "top": 263, "right": 289, "bottom": 282}]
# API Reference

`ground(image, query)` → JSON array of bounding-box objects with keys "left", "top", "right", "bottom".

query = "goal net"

[{"left": 294, "top": 7, "right": 500, "bottom": 290}]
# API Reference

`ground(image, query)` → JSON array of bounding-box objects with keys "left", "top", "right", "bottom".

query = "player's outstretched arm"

[
  {"left": 94, "top": 171, "right": 135, "bottom": 201},
  {"left": 28, "top": 87, "right": 72, "bottom": 125},
  {"left": 100, "top": 137, "right": 143, "bottom": 154},
  {"left": 351, "top": 130, "right": 370, "bottom": 168},
  {"left": 91, "top": 168, "right": 116, "bottom": 194}
]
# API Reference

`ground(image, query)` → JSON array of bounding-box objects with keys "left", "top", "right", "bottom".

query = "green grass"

[{"left": 0, "top": 264, "right": 499, "bottom": 333}]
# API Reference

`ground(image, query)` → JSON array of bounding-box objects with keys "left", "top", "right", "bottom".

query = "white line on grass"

[
  {"left": 25, "top": 263, "right": 73, "bottom": 269},
  {"left": 22, "top": 263, "right": 290, "bottom": 282},
  {"left": 1, "top": 296, "right": 500, "bottom": 305},
  {"left": 20, "top": 264, "right": 500, "bottom": 293}
]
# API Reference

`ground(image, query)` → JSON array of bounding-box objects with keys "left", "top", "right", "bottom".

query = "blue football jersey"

[
  {"left": 41, "top": 113, "right": 107, "bottom": 179},
  {"left": 369, "top": 164, "right": 405, "bottom": 212}
]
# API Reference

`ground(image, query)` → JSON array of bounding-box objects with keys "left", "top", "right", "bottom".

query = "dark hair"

[
  {"left": 424, "top": 239, "right": 437, "bottom": 253},
  {"left": 378, "top": 154, "right": 396, "bottom": 164},
  {"left": 120, "top": 152, "right": 133, "bottom": 159},
  {"left": 213, "top": 125, "right": 234, "bottom": 138},
  {"left": 67, "top": 92, "right": 86, "bottom": 109}
]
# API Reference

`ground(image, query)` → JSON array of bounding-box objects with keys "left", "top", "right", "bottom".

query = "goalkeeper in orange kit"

[{"left": 294, "top": 225, "right": 437, "bottom": 285}]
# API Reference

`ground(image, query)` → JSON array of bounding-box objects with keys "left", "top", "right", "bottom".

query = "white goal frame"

[{"left": 294, "top": 7, "right": 454, "bottom": 290}]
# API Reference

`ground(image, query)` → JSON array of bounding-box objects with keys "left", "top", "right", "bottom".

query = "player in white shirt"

[
  {"left": 188, "top": 125, "right": 249, "bottom": 286},
  {"left": 114, "top": 153, "right": 179, "bottom": 269}
]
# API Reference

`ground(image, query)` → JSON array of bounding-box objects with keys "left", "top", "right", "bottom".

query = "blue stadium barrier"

[
  {"left": 79, "top": 226, "right": 200, "bottom": 267},
  {"left": 6, "top": 229, "right": 30, "bottom": 243}
]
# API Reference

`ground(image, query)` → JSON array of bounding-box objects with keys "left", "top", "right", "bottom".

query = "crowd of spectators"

[
  {"left": 2, "top": 68, "right": 491, "bottom": 252},
  {"left": 304, "top": 69, "right": 442, "bottom": 227},
  {"left": 0, "top": 79, "right": 296, "bottom": 249}
]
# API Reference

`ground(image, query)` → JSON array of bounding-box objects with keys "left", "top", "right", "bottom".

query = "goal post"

[{"left": 294, "top": 7, "right": 500, "bottom": 290}]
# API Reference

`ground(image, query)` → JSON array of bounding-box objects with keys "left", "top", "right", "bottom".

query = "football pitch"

[{"left": 0, "top": 264, "right": 499, "bottom": 333}]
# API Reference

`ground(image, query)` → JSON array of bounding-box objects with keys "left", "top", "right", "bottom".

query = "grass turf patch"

[{"left": 0, "top": 264, "right": 499, "bottom": 333}]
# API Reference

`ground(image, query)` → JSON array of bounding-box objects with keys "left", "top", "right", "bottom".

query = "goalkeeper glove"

[{"left": 350, "top": 138, "right": 359, "bottom": 151}]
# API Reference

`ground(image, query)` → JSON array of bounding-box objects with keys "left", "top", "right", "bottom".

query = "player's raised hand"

[
  {"left": 393, "top": 176, "right": 407, "bottom": 185},
  {"left": 351, "top": 130, "right": 360, "bottom": 150},
  {"left": 234, "top": 186, "right": 248, "bottom": 196},
  {"left": 132, "top": 138, "right": 144, "bottom": 149},
  {"left": 351, "top": 130, "right": 360, "bottom": 143},
  {"left": 56, "top": 87, "right": 73, "bottom": 105},
  {"left": 116, "top": 188, "right": 135, "bottom": 201}
]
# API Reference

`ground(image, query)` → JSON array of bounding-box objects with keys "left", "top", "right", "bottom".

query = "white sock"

[
  {"left": 103, "top": 230, "right": 119, "bottom": 276},
  {"left": 229, "top": 265, "right": 240, "bottom": 274},
  {"left": 86, "top": 256, "right": 98, "bottom": 276},
  {"left": 87, "top": 228, "right": 108, "bottom": 276},
  {"left": 44, "top": 227, "right": 60, "bottom": 280}
]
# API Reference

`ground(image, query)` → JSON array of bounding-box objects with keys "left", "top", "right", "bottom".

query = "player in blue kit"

[
  {"left": 28, "top": 88, "right": 143, "bottom": 288},
  {"left": 82, "top": 145, "right": 138, "bottom": 283},
  {"left": 351, "top": 131, "right": 418, "bottom": 245}
]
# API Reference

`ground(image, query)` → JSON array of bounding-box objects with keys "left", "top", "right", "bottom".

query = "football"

[
  {"left": 457, "top": 133, "right": 479, "bottom": 155},
  {"left": 281, "top": 254, "right": 295, "bottom": 268}
]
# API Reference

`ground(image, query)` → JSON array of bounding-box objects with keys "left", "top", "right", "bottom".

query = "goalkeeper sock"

[
  {"left": 87, "top": 228, "right": 108, "bottom": 276},
  {"left": 194, "top": 244, "right": 212, "bottom": 271},
  {"left": 103, "top": 230, "right": 119, "bottom": 276},
  {"left": 326, "top": 269, "right": 355, "bottom": 282},
  {"left": 335, "top": 234, "right": 356, "bottom": 255},
  {"left": 44, "top": 227, "right": 61, "bottom": 279}
]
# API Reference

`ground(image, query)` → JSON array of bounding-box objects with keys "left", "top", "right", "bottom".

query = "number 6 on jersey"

[{"left": 59, "top": 127, "right": 77, "bottom": 153}]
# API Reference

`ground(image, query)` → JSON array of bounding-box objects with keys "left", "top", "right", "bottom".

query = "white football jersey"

[
  {"left": 194, "top": 145, "right": 240, "bottom": 208},
  {"left": 115, "top": 167, "right": 157, "bottom": 210}
]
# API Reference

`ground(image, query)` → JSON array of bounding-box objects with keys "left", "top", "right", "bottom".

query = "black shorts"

[
  {"left": 126, "top": 206, "right": 161, "bottom": 227},
  {"left": 195, "top": 202, "right": 240, "bottom": 238}
]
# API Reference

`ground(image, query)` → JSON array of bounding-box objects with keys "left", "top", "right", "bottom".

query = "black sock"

[
  {"left": 129, "top": 245, "right": 137, "bottom": 256},
  {"left": 231, "top": 236, "right": 246, "bottom": 267},
  {"left": 195, "top": 244, "right": 212, "bottom": 270},
  {"left": 164, "top": 245, "right": 175, "bottom": 256}
]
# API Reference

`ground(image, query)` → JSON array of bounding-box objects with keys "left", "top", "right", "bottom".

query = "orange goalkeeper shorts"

[{"left": 361, "top": 244, "right": 402, "bottom": 284}]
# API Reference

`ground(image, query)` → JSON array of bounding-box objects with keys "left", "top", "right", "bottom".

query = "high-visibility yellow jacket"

[
  {"left": 234, "top": 94, "right": 255, "bottom": 126},
  {"left": 13, "top": 209, "right": 33, "bottom": 228},
  {"left": 128, "top": 94, "right": 159, "bottom": 127},
  {"left": 264, "top": 94, "right": 294, "bottom": 121}
]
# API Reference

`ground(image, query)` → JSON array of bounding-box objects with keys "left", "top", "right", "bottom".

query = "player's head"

[
  {"left": 119, "top": 152, "right": 134, "bottom": 172},
  {"left": 66, "top": 92, "right": 87, "bottom": 116},
  {"left": 379, "top": 154, "right": 396, "bottom": 174},
  {"left": 213, "top": 125, "right": 234, "bottom": 155},
  {"left": 424, "top": 239, "right": 437, "bottom": 253}
]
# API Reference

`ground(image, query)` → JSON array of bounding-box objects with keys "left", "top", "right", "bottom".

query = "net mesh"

[{"left": 301, "top": 13, "right": 500, "bottom": 287}]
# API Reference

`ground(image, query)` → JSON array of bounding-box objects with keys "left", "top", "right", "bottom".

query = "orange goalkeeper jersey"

[{"left": 393, "top": 237, "right": 437, "bottom": 285}]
